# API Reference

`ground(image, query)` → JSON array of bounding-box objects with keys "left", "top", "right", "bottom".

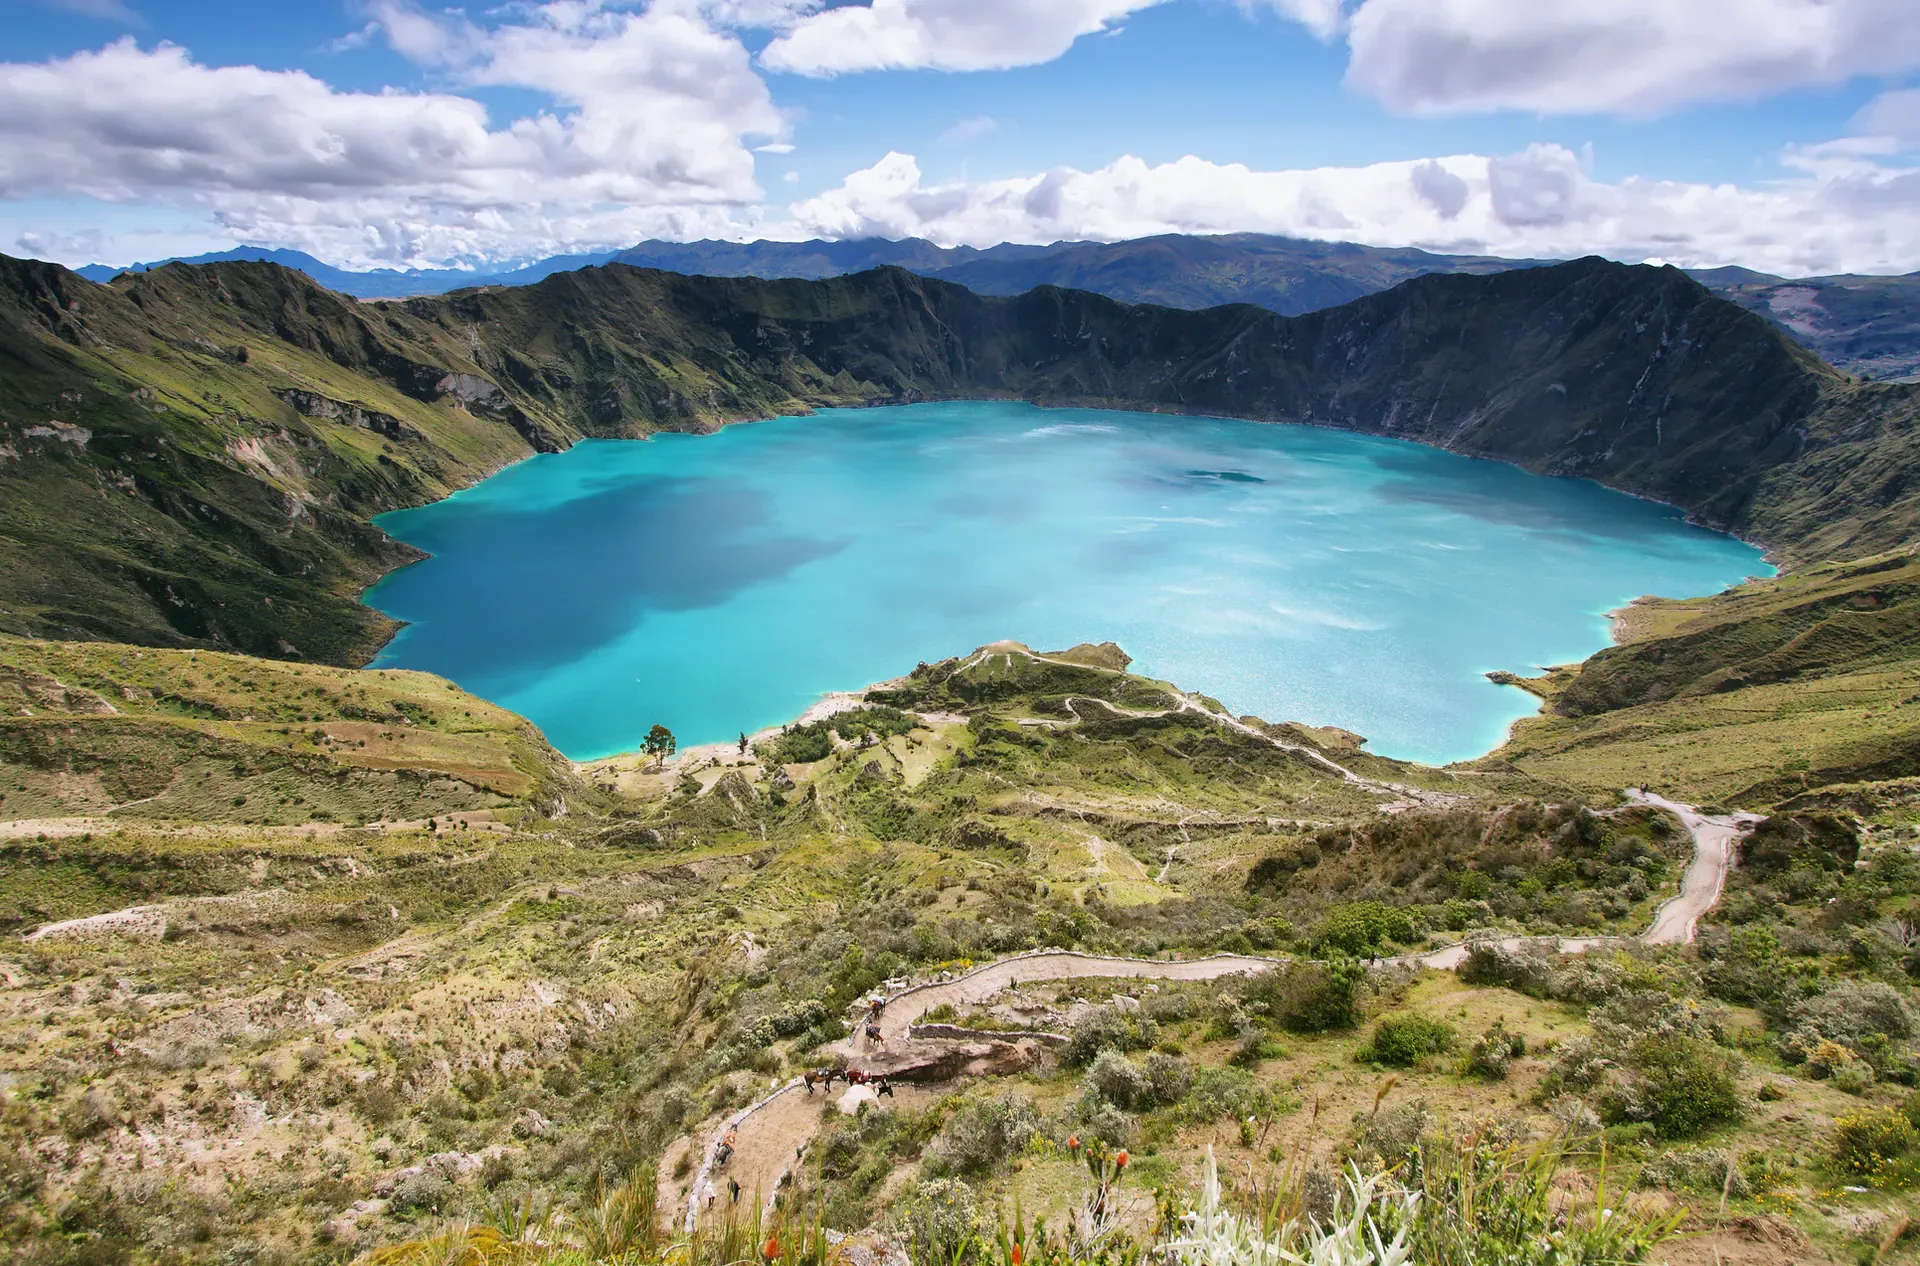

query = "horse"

[
  {"left": 845, "top": 1068, "right": 871, "bottom": 1086},
  {"left": 874, "top": 1076, "right": 894, "bottom": 1099},
  {"left": 801, "top": 1067, "right": 838, "bottom": 1095}
]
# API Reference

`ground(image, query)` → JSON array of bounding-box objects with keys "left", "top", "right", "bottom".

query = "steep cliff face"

[{"left": 1, "top": 252, "right": 1914, "bottom": 663}]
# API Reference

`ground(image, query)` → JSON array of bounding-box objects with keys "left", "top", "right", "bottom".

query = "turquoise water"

[{"left": 364, "top": 402, "right": 1769, "bottom": 765}]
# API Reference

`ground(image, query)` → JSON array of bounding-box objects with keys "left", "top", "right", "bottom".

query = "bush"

[
  {"left": 1598, "top": 1036, "right": 1743, "bottom": 1139},
  {"left": 1458, "top": 940, "right": 1554, "bottom": 996},
  {"left": 1313, "top": 901, "right": 1417, "bottom": 956},
  {"left": 1739, "top": 812, "right": 1860, "bottom": 878},
  {"left": 1068, "top": 1092, "right": 1136, "bottom": 1148},
  {"left": 1780, "top": 980, "right": 1915, "bottom": 1071},
  {"left": 1176, "top": 1067, "right": 1275, "bottom": 1125},
  {"left": 1353, "top": 1099, "right": 1432, "bottom": 1167},
  {"left": 1061, "top": 1005, "right": 1159, "bottom": 1066},
  {"left": 890, "top": 1178, "right": 979, "bottom": 1266},
  {"left": 1464, "top": 1021, "right": 1526, "bottom": 1080},
  {"left": 1831, "top": 1106, "right": 1918, "bottom": 1177},
  {"left": 1143, "top": 1052, "right": 1193, "bottom": 1104},
  {"left": 925, "top": 1093, "right": 1040, "bottom": 1177},
  {"left": 1358, "top": 1013, "right": 1456, "bottom": 1067},
  {"left": 1084, "top": 1051, "right": 1153, "bottom": 1109},
  {"left": 1637, "top": 1146, "right": 1748, "bottom": 1197},
  {"left": 1248, "top": 960, "right": 1364, "bottom": 1033}
]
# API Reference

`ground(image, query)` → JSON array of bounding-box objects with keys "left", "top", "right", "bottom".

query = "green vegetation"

[
  {"left": 9, "top": 247, "right": 1920, "bottom": 1263},
  {"left": 1355, "top": 1013, "right": 1456, "bottom": 1067}
]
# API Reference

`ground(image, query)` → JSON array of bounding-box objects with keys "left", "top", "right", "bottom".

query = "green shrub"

[
  {"left": 1175, "top": 1066, "right": 1275, "bottom": 1125},
  {"left": 1313, "top": 901, "right": 1417, "bottom": 956},
  {"left": 1247, "top": 960, "right": 1364, "bottom": 1033},
  {"left": 889, "top": 1178, "right": 979, "bottom": 1266},
  {"left": 1084, "top": 1051, "right": 1152, "bottom": 1109},
  {"left": 924, "top": 1093, "right": 1040, "bottom": 1177},
  {"left": 1357, "top": 1013, "right": 1456, "bottom": 1067},
  {"left": 1464, "top": 1021, "right": 1526, "bottom": 1079},
  {"left": 1831, "top": 1106, "right": 1918, "bottom": 1178},
  {"left": 1598, "top": 1036, "right": 1742, "bottom": 1139},
  {"left": 1457, "top": 940, "right": 1554, "bottom": 996},
  {"left": 1061, "top": 1005, "right": 1159, "bottom": 1066}
]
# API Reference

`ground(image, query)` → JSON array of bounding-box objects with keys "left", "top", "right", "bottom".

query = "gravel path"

[{"left": 678, "top": 784, "right": 1749, "bottom": 1229}]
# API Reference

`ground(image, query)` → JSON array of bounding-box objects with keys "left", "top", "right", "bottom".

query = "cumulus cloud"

[
  {"left": 786, "top": 145, "right": 1920, "bottom": 276},
  {"left": 0, "top": 4, "right": 786, "bottom": 267},
  {"left": 1245, "top": 0, "right": 1348, "bottom": 41},
  {"left": 1409, "top": 159, "right": 1468, "bottom": 218},
  {"left": 760, "top": 0, "right": 1166, "bottom": 75},
  {"left": 1341, "top": 0, "right": 1920, "bottom": 116}
]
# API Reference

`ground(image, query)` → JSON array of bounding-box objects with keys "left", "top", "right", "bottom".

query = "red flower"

[
  {"left": 1011, "top": 1245, "right": 1023, "bottom": 1266},
  {"left": 1067, "top": 1136, "right": 1080, "bottom": 1152},
  {"left": 763, "top": 1237, "right": 781, "bottom": 1261},
  {"left": 1115, "top": 1150, "right": 1130, "bottom": 1169}
]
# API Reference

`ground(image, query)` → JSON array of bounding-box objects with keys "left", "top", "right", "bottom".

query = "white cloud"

[
  {"left": 786, "top": 145, "right": 1920, "bottom": 276},
  {"left": 940, "top": 114, "right": 999, "bottom": 144},
  {"left": 33, "top": 0, "right": 141, "bottom": 22},
  {"left": 1857, "top": 87, "right": 1920, "bottom": 144},
  {"left": 1341, "top": 0, "right": 1920, "bottom": 116},
  {"left": 760, "top": 0, "right": 1166, "bottom": 75},
  {"left": 1409, "top": 159, "right": 1467, "bottom": 218},
  {"left": 0, "top": 4, "right": 787, "bottom": 268},
  {"left": 1244, "top": 0, "right": 1347, "bottom": 41}
]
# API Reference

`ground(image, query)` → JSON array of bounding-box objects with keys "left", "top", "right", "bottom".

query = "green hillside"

[
  {"left": 5, "top": 252, "right": 1920, "bottom": 666},
  {"left": 6, "top": 253, "right": 1920, "bottom": 1266}
]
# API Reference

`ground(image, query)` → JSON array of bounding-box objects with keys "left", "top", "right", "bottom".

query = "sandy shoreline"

[{"left": 571, "top": 674, "right": 914, "bottom": 780}]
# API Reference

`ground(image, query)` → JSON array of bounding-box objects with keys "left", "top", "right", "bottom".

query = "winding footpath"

[
  {"left": 675, "top": 789, "right": 1754, "bottom": 1229},
  {"left": 985, "top": 644, "right": 1465, "bottom": 810}
]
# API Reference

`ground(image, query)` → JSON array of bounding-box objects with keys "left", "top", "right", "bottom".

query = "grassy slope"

[
  {"left": 2, "top": 642, "right": 1909, "bottom": 1265},
  {"left": 0, "top": 636, "right": 592, "bottom": 852},
  {"left": 1487, "top": 553, "right": 1920, "bottom": 809}
]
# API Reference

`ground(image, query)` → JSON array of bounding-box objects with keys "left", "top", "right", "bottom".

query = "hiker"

[
  {"left": 715, "top": 1128, "right": 737, "bottom": 1166},
  {"left": 728, "top": 1177, "right": 741, "bottom": 1204}
]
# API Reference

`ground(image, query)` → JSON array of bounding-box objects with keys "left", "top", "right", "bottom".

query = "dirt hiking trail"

[{"left": 676, "top": 788, "right": 1749, "bottom": 1228}]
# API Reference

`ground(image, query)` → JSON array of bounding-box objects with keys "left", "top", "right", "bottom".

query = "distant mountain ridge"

[
  {"left": 73, "top": 233, "right": 1530, "bottom": 314},
  {"left": 75, "top": 234, "right": 1920, "bottom": 381}
]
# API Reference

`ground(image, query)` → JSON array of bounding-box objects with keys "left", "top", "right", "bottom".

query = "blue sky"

[{"left": 3, "top": 0, "right": 1919, "bottom": 274}]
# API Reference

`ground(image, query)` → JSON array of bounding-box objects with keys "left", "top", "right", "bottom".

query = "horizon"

[{"left": 3, "top": 1, "right": 1918, "bottom": 279}]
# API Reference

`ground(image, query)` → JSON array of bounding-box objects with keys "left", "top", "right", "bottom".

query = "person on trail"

[{"left": 728, "top": 1177, "right": 742, "bottom": 1204}]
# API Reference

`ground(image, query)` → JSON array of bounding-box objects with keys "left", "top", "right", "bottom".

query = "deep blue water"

[{"left": 364, "top": 402, "right": 1769, "bottom": 765}]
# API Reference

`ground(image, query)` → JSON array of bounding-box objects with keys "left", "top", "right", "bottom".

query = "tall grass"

[{"left": 355, "top": 1133, "right": 1676, "bottom": 1266}]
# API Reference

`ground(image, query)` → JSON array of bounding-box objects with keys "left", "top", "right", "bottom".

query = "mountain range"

[
  {"left": 71, "top": 234, "right": 1920, "bottom": 381},
  {"left": 4, "top": 251, "right": 1917, "bottom": 668}
]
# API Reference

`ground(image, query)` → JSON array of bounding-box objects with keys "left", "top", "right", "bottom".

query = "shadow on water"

[
  {"left": 369, "top": 476, "right": 842, "bottom": 685},
  {"left": 1369, "top": 452, "right": 1704, "bottom": 548}
]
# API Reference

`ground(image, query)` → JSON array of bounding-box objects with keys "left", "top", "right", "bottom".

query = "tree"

[
  {"left": 737, "top": 732, "right": 748, "bottom": 754},
  {"left": 642, "top": 724, "right": 677, "bottom": 768}
]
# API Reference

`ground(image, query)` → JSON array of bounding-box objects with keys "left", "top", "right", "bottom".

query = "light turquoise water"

[{"left": 364, "top": 402, "right": 1769, "bottom": 765}]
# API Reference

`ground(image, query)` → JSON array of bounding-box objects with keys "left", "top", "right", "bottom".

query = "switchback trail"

[{"left": 675, "top": 788, "right": 1751, "bottom": 1228}]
